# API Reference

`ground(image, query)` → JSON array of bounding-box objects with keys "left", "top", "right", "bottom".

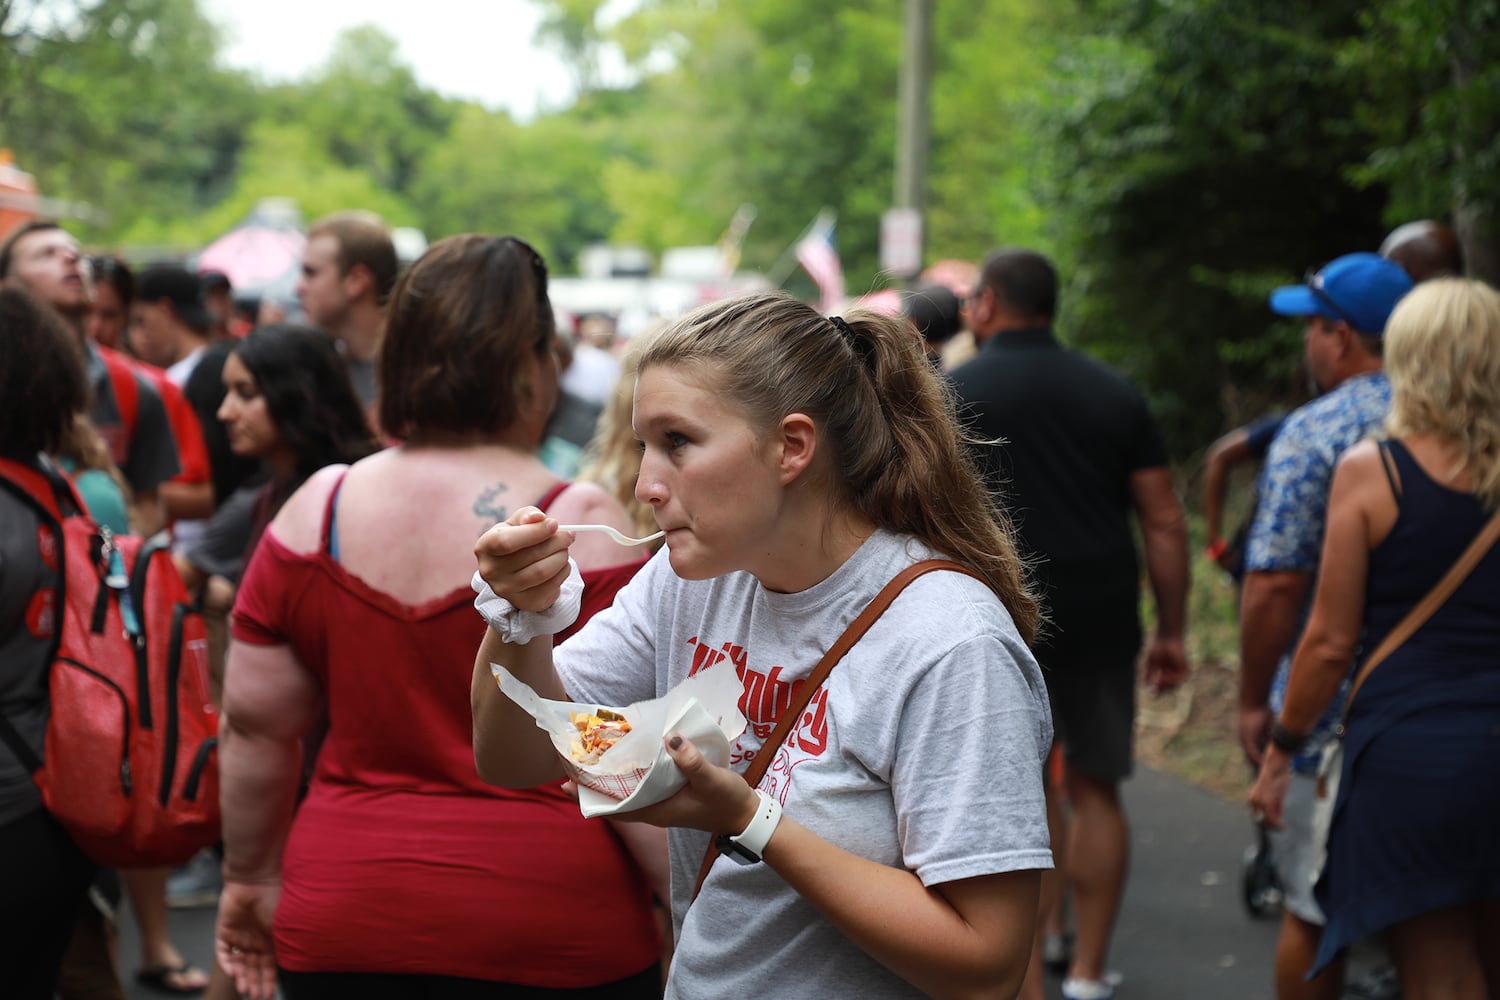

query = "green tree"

[
  {"left": 600, "top": 0, "right": 1069, "bottom": 287},
  {"left": 924, "top": 0, "right": 1075, "bottom": 265},
  {"left": 411, "top": 103, "right": 615, "bottom": 269},
  {"left": 1343, "top": 0, "right": 1500, "bottom": 282},
  {"left": 610, "top": 0, "right": 903, "bottom": 291},
  {"left": 536, "top": 0, "right": 611, "bottom": 94},
  {"left": 0, "top": 0, "right": 255, "bottom": 242},
  {"left": 1033, "top": 0, "right": 1394, "bottom": 455},
  {"left": 297, "top": 25, "right": 455, "bottom": 197},
  {"left": 118, "top": 118, "right": 416, "bottom": 248}
]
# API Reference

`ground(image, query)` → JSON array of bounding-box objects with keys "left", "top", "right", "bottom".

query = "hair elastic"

[{"left": 830, "top": 315, "right": 876, "bottom": 373}]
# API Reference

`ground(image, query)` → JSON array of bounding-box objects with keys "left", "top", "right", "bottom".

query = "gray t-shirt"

[
  {"left": 556, "top": 530, "right": 1053, "bottom": 999},
  {"left": 86, "top": 343, "right": 180, "bottom": 495}
]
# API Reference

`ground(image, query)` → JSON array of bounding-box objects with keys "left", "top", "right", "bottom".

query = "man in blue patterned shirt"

[{"left": 1238, "top": 252, "right": 1413, "bottom": 1000}]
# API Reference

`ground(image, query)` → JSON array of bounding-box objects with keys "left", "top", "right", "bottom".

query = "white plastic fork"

[{"left": 561, "top": 524, "right": 666, "bottom": 547}]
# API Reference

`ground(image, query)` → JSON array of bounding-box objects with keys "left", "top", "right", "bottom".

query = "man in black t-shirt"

[{"left": 951, "top": 249, "right": 1189, "bottom": 1000}]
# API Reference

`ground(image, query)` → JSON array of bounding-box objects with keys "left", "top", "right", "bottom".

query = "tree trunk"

[
  {"left": 1449, "top": 17, "right": 1500, "bottom": 284},
  {"left": 1454, "top": 206, "right": 1500, "bottom": 286}
]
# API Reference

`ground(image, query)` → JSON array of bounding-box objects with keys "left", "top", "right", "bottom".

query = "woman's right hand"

[
  {"left": 215, "top": 878, "right": 281, "bottom": 1000},
  {"left": 474, "top": 506, "right": 574, "bottom": 612}
]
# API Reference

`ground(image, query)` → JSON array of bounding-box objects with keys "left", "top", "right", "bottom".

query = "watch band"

[
  {"left": 716, "top": 790, "right": 782, "bottom": 865},
  {"left": 1269, "top": 721, "right": 1311, "bottom": 755}
]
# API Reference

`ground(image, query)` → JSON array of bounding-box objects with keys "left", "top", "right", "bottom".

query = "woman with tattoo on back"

[{"left": 214, "top": 237, "right": 666, "bottom": 999}]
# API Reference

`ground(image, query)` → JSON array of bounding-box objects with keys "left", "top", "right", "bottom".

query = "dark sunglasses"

[
  {"left": 498, "top": 236, "right": 553, "bottom": 349},
  {"left": 502, "top": 236, "right": 547, "bottom": 283}
]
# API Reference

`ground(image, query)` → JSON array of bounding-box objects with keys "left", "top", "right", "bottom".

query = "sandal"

[{"left": 135, "top": 963, "right": 209, "bottom": 995}]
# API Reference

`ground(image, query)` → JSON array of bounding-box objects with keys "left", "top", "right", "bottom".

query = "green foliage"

[
  {"left": 925, "top": 0, "right": 1074, "bottom": 263},
  {"left": 536, "top": 0, "right": 611, "bottom": 92},
  {"left": 1034, "top": 0, "right": 1395, "bottom": 453},
  {"left": 5, "top": 0, "right": 1497, "bottom": 446},
  {"left": 0, "top": 0, "right": 256, "bottom": 242},
  {"left": 118, "top": 120, "right": 417, "bottom": 248},
  {"left": 603, "top": 159, "right": 721, "bottom": 253},
  {"left": 616, "top": 0, "right": 904, "bottom": 289},
  {"left": 297, "top": 25, "right": 455, "bottom": 197},
  {"left": 1341, "top": 0, "right": 1500, "bottom": 280},
  {"left": 410, "top": 104, "right": 615, "bottom": 270}
]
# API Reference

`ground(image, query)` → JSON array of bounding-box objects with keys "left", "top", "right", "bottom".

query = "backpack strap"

[
  {"left": 94, "top": 346, "right": 140, "bottom": 467},
  {"left": 1342, "top": 505, "right": 1500, "bottom": 724},
  {"left": 98, "top": 347, "right": 140, "bottom": 457},
  {"left": 0, "top": 455, "right": 69, "bottom": 776},
  {"left": 0, "top": 454, "right": 62, "bottom": 523},
  {"left": 0, "top": 453, "right": 86, "bottom": 523},
  {"left": 0, "top": 705, "right": 43, "bottom": 775}
]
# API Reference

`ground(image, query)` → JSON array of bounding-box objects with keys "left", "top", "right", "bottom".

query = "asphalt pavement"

[{"left": 117, "top": 766, "right": 1381, "bottom": 999}]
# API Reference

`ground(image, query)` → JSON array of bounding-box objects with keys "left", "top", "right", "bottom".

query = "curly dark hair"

[
  {"left": 0, "top": 284, "right": 88, "bottom": 455},
  {"left": 229, "top": 324, "right": 379, "bottom": 491}
]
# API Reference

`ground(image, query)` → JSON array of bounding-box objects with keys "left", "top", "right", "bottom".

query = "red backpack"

[{"left": 0, "top": 456, "right": 220, "bottom": 867}]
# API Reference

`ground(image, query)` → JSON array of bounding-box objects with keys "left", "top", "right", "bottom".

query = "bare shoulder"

[
  {"left": 548, "top": 480, "right": 634, "bottom": 531},
  {"left": 550, "top": 481, "right": 647, "bottom": 571},
  {"left": 266, "top": 464, "right": 351, "bottom": 556},
  {"left": 1330, "top": 439, "right": 1400, "bottom": 540},
  {"left": 1332, "top": 439, "right": 1387, "bottom": 490},
  {"left": 1339, "top": 437, "right": 1383, "bottom": 469}
]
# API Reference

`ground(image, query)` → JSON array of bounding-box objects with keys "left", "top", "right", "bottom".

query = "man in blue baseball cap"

[
  {"left": 1266, "top": 252, "right": 1415, "bottom": 393},
  {"left": 1239, "top": 251, "right": 1413, "bottom": 1000}
]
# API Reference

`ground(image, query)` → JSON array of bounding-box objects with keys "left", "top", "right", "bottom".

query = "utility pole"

[{"left": 887, "top": 0, "right": 931, "bottom": 283}]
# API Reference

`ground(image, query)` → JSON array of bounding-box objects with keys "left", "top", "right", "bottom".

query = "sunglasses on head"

[
  {"left": 497, "top": 236, "right": 552, "bottom": 349},
  {"left": 1302, "top": 266, "right": 1357, "bottom": 326}
]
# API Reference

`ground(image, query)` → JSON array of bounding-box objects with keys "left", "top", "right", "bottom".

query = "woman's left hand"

[
  {"left": 617, "top": 733, "right": 761, "bottom": 835},
  {"left": 1248, "top": 747, "right": 1294, "bottom": 831}
]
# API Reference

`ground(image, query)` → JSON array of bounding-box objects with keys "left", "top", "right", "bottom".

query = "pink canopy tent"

[
  {"left": 852, "top": 288, "right": 904, "bottom": 316},
  {"left": 196, "top": 226, "right": 305, "bottom": 294},
  {"left": 920, "top": 258, "right": 979, "bottom": 297}
]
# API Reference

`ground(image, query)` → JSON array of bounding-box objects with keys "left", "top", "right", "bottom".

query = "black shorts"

[{"left": 1044, "top": 644, "right": 1134, "bottom": 785}]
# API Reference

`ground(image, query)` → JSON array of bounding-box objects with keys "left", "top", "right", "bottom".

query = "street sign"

[{"left": 881, "top": 207, "right": 923, "bottom": 278}]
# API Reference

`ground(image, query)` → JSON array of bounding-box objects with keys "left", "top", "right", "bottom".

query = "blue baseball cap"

[{"left": 1268, "top": 252, "right": 1414, "bottom": 336}]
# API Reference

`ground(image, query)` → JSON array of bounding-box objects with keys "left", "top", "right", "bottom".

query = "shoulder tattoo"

[{"left": 473, "top": 482, "right": 509, "bottom": 523}]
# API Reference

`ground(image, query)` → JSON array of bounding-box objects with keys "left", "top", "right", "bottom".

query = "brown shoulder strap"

[
  {"left": 690, "top": 559, "right": 982, "bottom": 901},
  {"left": 1343, "top": 507, "right": 1500, "bottom": 718}
]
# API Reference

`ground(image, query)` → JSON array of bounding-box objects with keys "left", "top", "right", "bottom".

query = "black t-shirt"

[{"left": 950, "top": 327, "right": 1168, "bottom": 654}]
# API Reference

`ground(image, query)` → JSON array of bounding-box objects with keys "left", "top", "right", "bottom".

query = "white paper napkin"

[{"left": 490, "top": 658, "right": 748, "bottom": 818}]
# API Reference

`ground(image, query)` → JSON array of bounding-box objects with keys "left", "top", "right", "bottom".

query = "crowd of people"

[{"left": 0, "top": 207, "right": 1495, "bottom": 1000}]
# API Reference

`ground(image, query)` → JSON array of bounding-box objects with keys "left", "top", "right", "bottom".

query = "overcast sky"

[{"left": 198, "top": 0, "right": 585, "bottom": 119}]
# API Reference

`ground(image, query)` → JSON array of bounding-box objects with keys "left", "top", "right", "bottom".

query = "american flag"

[{"left": 795, "top": 210, "right": 845, "bottom": 314}]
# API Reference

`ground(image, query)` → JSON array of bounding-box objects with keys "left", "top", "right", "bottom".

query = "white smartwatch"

[{"left": 716, "top": 790, "right": 783, "bottom": 865}]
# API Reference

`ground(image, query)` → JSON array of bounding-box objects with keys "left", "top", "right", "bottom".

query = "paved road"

[{"left": 117, "top": 767, "right": 1379, "bottom": 999}]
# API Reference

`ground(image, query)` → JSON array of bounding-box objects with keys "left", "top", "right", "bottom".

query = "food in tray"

[{"left": 570, "top": 708, "right": 632, "bottom": 765}]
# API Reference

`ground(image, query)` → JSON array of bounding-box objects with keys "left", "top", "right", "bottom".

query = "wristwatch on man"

[{"left": 716, "top": 789, "right": 783, "bottom": 865}]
